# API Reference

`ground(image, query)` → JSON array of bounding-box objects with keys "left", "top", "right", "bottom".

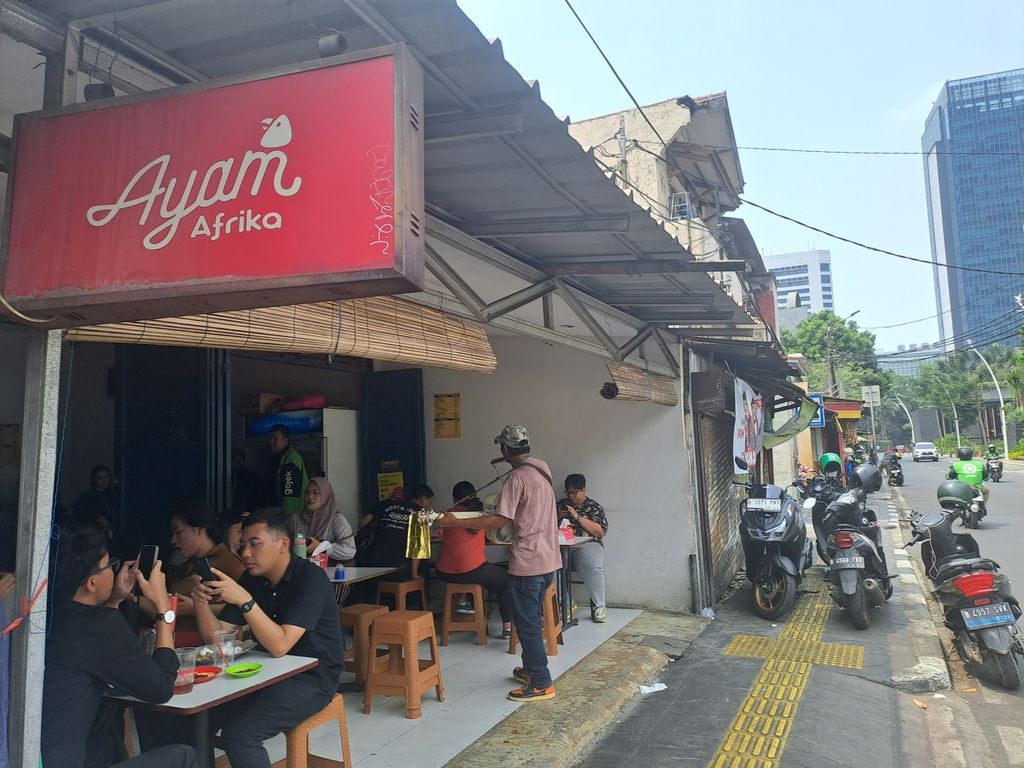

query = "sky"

[{"left": 456, "top": 0, "right": 1024, "bottom": 351}]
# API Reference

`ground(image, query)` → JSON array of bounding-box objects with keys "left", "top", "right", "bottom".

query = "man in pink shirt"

[{"left": 439, "top": 425, "right": 560, "bottom": 701}]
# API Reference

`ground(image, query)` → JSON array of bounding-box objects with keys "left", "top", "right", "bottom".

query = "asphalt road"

[{"left": 897, "top": 455, "right": 1024, "bottom": 607}]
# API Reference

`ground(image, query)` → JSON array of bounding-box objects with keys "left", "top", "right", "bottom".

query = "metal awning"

[
  {"left": 3, "top": 0, "right": 761, "bottom": 378},
  {"left": 686, "top": 338, "right": 809, "bottom": 411}
]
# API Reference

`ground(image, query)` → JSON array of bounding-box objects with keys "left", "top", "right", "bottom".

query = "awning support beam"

[
  {"left": 461, "top": 215, "right": 630, "bottom": 238},
  {"left": 424, "top": 103, "right": 525, "bottom": 145},
  {"left": 652, "top": 330, "right": 681, "bottom": 376},
  {"left": 619, "top": 326, "right": 653, "bottom": 358},
  {"left": 483, "top": 278, "right": 559, "bottom": 321},
  {"left": 557, "top": 285, "right": 623, "bottom": 361},
  {"left": 424, "top": 243, "right": 488, "bottom": 323}
]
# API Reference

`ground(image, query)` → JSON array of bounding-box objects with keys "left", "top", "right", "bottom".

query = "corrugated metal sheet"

[{"left": 700, "top": 413, "right": 746, "bottom": 599}]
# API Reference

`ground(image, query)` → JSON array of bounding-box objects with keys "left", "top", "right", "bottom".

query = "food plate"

[
  {"left": 234, "top": 640, "right": 257, "bottom": 657},
  {"left": 193, "top": 666, "right": 222, "bottom": 683},
  {"left": 225, "top": 662, "right": 263, "bottom": 678}
]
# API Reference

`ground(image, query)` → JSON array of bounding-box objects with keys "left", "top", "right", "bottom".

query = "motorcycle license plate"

[
  {"left": 831, "top": 555, "right": 864, "bottom": 569},
  {"left": 961, "top": 602, "right": 1015, "bottom": 630},
  {"left": 746, "top": 498, "right": 782, "bottom": 511}
]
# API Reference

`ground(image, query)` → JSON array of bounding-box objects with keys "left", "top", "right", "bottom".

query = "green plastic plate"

[{"left": 225, "top": 662, "right": 263, "bottom": 678}]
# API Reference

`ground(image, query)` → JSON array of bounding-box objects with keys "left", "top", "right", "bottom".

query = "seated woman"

[
  {"left": 557, "top": 474, "right": 609, "bottom": 623},
  {"left": 218, "top": 508, "right": 246, "bottom": 557},
  {"left": 435, "top": 481, "right": 512, "bottom": 639},
  {"left": 300, "top": 477, "right": 356, "bottom": 564}
]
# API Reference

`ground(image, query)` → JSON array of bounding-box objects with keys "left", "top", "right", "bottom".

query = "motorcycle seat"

[{"left": 934, "top": 556, "right": 1000, "bottom": 580}]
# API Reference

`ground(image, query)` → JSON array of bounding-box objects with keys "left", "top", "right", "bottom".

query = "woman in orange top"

[{"left": 436, "top": 481, "right": 512, "bottom": 639}]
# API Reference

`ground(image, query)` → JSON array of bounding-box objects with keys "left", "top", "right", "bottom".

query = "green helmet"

[
  {"left": 937, "top": 479, "right": 975, "bottom": 510},
  {"left": 819, "top": 453, "right": 842, "bottom": 475}
]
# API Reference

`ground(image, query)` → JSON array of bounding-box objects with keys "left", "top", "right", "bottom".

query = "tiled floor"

[{"left": 258, "top": 608, "right": 640, "bottom": 767}]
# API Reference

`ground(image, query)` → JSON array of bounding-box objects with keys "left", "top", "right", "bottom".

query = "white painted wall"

[{"left": 419, "top": 336, "right": 696, "bottom": 612}]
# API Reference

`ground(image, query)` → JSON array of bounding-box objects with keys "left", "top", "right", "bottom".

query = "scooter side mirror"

[{"left": 803, "top": 497, "right": 816, "bottom": 510}]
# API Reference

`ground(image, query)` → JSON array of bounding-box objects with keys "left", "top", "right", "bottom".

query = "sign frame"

[
  {"left": 808, "top": 392, "right": 826, "bottom": 429},
  {"left": 0, "top": 44, "right": 425, "bottom": 327}
]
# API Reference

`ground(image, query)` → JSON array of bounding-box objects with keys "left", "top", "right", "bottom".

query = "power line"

[
  {"left": 626, "top": 137, "right": 1024, "bottom": 158},
  {"left": 863, "top": 275, "right": 1024, "bottom": 331}
]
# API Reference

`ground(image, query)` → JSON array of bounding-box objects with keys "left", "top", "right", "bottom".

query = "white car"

[{"left": 912, "top": 442, "right": 939, "bottom": 462}]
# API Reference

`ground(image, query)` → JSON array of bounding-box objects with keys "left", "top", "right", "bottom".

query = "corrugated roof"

[{"left": 21, "top": 0, "right": 756, "bottom": 335}]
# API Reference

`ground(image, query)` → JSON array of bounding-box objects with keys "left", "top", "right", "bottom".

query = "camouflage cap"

[{"left": 494, "top": 424, "right": 530, "bottom": 448}]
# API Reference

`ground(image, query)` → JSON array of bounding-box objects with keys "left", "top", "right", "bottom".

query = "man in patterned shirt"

[{"left": 557, "top": 474, "right": 609, "bottom": 623}]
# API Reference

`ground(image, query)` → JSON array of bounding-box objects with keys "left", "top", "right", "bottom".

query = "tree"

[{"left": 780, "top": 310, "right": 877, "bottom": 365}]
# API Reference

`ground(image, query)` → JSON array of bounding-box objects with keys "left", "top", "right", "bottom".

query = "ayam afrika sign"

[{"left": 0, "top": 45, "right": 424, "bottom": 326}]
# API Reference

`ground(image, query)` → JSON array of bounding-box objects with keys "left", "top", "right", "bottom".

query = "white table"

[
  {"left": 110, "top": 652, "right": 316, "bottom": 768},
  {"left": 323, "top": 566, "right": 397, "bottom": 584}
]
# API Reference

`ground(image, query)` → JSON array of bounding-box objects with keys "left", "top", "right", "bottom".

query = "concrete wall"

[{"left": 418, "top": 335, "right": 696, "bottom": 612}]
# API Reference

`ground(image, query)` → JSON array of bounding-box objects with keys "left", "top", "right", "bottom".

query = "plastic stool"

[
  {"left": 440, "top": 582, "right": 488, "bottom": 646},
  {"left": 363, "top": 610, "right": 444, "bottom": 719},
  {"left": 376, "top": 577, "right": 428, "bottom": 611},
  {"left": 339, "top": 604, "right": 389, "bottom": 683},
  {"left": 276, "top": 693, "right": 353, "bottom": 768}
]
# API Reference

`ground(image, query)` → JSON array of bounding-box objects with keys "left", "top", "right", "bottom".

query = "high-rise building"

[
  {"left": 923, "top": 69, "right": 1024, "bottom": 349},
  {"left": 764, "top": 250, "right": 834, "bottom": 312}
]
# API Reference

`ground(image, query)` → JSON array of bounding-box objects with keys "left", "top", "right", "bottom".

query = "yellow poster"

[
  {"left": 433, "top": 393, "right": 461, "bottom": 439},
  {"left": 377, "top": 471, "right": 405, "bottom": 501}
]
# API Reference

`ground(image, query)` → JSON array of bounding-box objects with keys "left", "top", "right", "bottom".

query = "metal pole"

[
  {"left": 895, "top": 395, "right": 916, "bottom": 446},
  {"left": 937, "top": 379, "right": 961, "bottom": 447},
  {"left": 967, "top": 339, "right": 1009, "bottom": 460},
  {"left": 826, "top": 324, "right": 837, "bottom": 396},
  {"left": 869, "top": 403, "right": 877, "bottom": 453}
]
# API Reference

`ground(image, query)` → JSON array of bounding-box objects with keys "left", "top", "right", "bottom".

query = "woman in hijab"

[{"left": 301, "top": 477, "right": 356, "bottom": 564}]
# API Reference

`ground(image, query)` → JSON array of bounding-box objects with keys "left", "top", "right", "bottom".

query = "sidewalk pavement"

[{"left": 570, "top": 492, "right": 952, "bottom": 768}]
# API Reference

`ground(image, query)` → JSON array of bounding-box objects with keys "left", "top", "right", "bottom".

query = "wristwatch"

[
  {"left": 159, "top": 609, "right": 176, "bottom": 625},
  {"left": 240, "top": 597, "right": 257, "bottom": 614}
]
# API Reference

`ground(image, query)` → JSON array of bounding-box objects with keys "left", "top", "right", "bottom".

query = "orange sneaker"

[{"left": 507, "top": 684, "right": 555, "bottom": 702}]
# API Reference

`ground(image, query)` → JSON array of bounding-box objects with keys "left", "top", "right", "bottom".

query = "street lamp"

[
  {"left": 826, "top": 310, "right": 861, "bottom": 396},
  {"left": 936, "top": 377, "right": 961, "bottom": 448},
  {"left": 894, "top": 395, "right": 916, "bottom": 446},
  {"left": 965, "top": 338, "right": 1008, "bottom": 460}
]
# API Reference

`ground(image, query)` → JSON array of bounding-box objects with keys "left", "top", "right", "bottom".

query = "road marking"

[
  {"left": 997, "top": 726, "right": 1024, "bottom": 765},
  {"left": 709, "top": 571, "right": 864, "bottom": 768}
]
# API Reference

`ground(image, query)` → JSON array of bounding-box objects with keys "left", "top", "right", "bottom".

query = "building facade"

[
  {"left": 923, "top": 69, "right": 1024, "bottom": 349},
  {"left": 876, "top": 344, "right": 935, "bottom": 377},
  {"left": 764, "top": 250, "right": 834, "bottom": 312}
]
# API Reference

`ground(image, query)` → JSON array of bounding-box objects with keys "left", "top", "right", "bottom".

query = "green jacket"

[
  {"left": 276, "top": 445, "right": 309, "bottom": 515},
  {"left": 947, "top": 459, "right": 987, "bottom": 487}
]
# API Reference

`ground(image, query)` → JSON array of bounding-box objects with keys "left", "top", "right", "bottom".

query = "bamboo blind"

[
  {"left": 64, "top": 296, "right": 497, "bottom": 374},
  {"left": 601, "top": 361, "right": 679, "bottom": 406}
]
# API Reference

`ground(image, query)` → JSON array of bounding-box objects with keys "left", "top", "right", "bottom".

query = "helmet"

[
  {"left": 850, "top": 463, "right": 882, "bottom": 493},
  {"left": 956, "top": 446, "right": 974, "bottom": 462},
  {"left": 937, "top": 479, "right": 975, "bottom": 510},
  {"left": 819, "top": 453, "right": 842, "bottom": 475},
  {"left": 988, "top": 444, "right": 996, "bottom": 450}
]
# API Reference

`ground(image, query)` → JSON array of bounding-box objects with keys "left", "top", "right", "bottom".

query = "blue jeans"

[{"left": 510, "top": 572, "right": 556, "bottom": 689}]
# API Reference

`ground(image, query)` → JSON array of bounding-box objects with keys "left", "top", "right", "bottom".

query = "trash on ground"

[
  {"left": 913, "top": 699, "right": 928, "bottom": 710},
  {"left": 701, "top": 607, "right": 716, "bottom": 620},
  {"left": 639, "top": 683, "right": 668, "bottom": 694}
]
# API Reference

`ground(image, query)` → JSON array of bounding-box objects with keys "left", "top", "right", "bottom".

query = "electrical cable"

[
  {"left": 627, "top": 137, "right": 1024, "bottom": 158},
  {"left": 862, "top": 274, "right": 1024, "bottom": 330}
]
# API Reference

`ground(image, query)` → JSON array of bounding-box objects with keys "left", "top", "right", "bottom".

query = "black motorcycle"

[
  {"left": 737, "top": 465, "right": 814, "bottom": 620},
  {"left": 887, "top": 461, "right": 905, "bottom": 487},
  {"left": 818, "top": 465, "right": 891, "bottom": 629},
  {"left": 987, "top": 458, "right": 1003, "bottom": 483},
  {"left": 962, "top": 488, "right": 988, "bottom": 529},
  {"left": 907, "top": 507, "right": 1023, "bottom": 689},
  {"left": 797, "top": 476, "right": 844, "bottom": 565}
]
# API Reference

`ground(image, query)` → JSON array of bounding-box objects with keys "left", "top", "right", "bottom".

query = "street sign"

[
  {"left": 809, "top": 393, "right": 826, "bottom": 428},
  {"left": 861, "top": 385, "right": 881, "bottom": 408}
]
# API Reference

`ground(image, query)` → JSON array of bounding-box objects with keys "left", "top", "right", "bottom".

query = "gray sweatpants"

[{"left": 574, "top": 540, "right": 606, "bottom": 609}]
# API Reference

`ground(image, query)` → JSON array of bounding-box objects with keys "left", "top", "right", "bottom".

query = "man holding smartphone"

[{"left": 42, "top": 527, "right": 196, "bottom": 768}]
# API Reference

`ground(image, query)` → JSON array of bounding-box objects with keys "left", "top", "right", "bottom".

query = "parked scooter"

[
  {"left": 906, "top": 480, "right": 1023, "bottom": 689},
  {"left": 987, "top": 458, "right": 1003, "bottom": 483},
  {"left": 812, "top": 464, "right": 891, "bottom": 629},
  {"left": 795, "top": 453, "right": 845, "bottom": 565},
  {"left": 736, "top": 458, "right": 814, "bottom": 620}
]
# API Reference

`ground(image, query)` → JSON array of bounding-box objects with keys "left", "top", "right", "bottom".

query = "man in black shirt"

[
  {"left": 192, "top": 507, "right": 342, "bottom": 768},
  {"left": 360, "top": 484, "right": 434, "bottom": 579},
  {"left": 43, "top": 527, "right": 196, "bottom": 768}
]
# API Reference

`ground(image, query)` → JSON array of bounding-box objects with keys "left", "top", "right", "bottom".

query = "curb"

[
  {"left": 442, "top": 611, "right": 707, "bottom": 768},
  {"left": 885, "top": 486, "right": 953, "bottom": 693}
]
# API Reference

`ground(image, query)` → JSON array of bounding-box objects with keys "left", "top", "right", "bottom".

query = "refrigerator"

[{"left": 244, "top": 407, "right": 361, "bottom": 528}]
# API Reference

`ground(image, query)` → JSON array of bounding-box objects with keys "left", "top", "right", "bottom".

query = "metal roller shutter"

[{"left": 700, "top": 413, "right": 747, "bottom": 600}]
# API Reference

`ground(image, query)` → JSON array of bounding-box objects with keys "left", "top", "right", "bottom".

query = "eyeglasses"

[
  {"left": 565, "top": 489, "right": 585, "bottom": 497},
  {"left": 81, "top": 557, "right": 120, "bottom": 586}
]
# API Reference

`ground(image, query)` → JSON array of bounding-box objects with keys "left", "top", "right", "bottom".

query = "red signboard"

[{"left": 1, "top": 46, "right": 424, "bottom": 326}]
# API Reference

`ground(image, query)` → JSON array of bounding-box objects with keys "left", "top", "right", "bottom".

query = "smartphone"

[
  {"left": 193, "top": 556, "right": 215, "bottom": 583},
  {"left": 137, "top": 545, "right": 159, "bottom": 578}
]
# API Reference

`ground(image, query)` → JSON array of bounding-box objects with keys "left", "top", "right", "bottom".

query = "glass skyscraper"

[{"left": 922, "top": 69, "right": 1024, "bottom": 349}]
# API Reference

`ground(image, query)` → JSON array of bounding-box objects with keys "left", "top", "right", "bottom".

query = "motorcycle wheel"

[
  {"left": 967, "top": 510, "right": 978, "bottom": 529},
  {"left": 896, "top": 476, "right": 904, "bottom": 487},
  {"left": 987, "top": 649, "right": 1022, "bottom": 690},
  {"left": 847, "top": 578, "right": 871, "bottom": 630},
  {"left": 753, "top": 568, "right": 796, "bottom": 620},
  {"left": 816, "top": 540, "right": 830, "bottom": 565}
]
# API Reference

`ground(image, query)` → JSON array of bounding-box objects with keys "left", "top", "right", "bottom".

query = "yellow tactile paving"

[{"left": 706, "top": 570, "right": 865, "bottom": 768}]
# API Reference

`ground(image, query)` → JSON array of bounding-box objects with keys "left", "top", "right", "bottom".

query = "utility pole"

[
  {"left": 937, "top": 378, "right": 961, "bottom": 447},
  {"left": 967, "top": 338, "right": 1008, "bottom": 460},
  {"left": 826, "top": 310, "right": 860, "bottom": 396}
]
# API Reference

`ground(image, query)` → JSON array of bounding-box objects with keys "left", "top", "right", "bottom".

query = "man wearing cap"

[{"left": 439, "top": 425, "right": 561, "bottom": 701}]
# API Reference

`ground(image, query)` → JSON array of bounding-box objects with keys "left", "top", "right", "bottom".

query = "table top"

[
  {"left": 324, "top": 566, "right": 397, "bottom": 584},
  {"left": 108, "top": 652, "right": 317, "bottom": 715}
]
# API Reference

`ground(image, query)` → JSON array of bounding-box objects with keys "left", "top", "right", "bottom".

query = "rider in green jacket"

[{"left": 947, "top": 446, "right": 990, "bottom": 503}]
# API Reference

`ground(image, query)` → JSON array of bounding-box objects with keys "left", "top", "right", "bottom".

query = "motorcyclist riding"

[{"left": 947, "top": 446, "right": 990, "bottom": 504}]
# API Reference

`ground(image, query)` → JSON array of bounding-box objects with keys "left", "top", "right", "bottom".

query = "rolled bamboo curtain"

[
  {"left": 64, "top": 296, "right": 497, "bottom": 374},
  {"left": 600, "top": 361, "right": 679, "bottom": 406}
]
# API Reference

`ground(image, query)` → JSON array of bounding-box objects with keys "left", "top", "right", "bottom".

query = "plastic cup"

[
  {"left": 174, "top": 647, "right": 197, "bottom": 694},
  {"left": 212, "top": 629, "right": 236, "bottom": 668}
]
